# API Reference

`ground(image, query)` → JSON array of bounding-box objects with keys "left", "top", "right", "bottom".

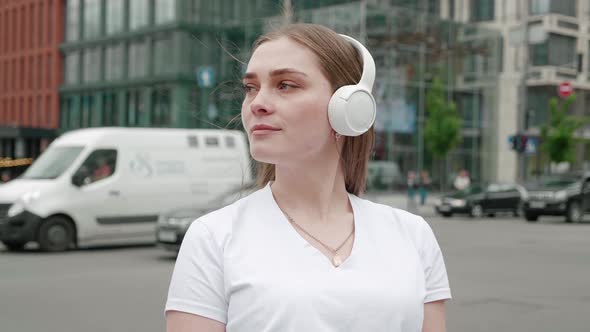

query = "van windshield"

[{"left": 21, "top": 146, "right": 85, "bottom": 180}]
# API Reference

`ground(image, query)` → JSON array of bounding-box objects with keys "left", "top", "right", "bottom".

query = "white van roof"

[{"left": 53, "top": 127, "right": 244, "bottom": 147}]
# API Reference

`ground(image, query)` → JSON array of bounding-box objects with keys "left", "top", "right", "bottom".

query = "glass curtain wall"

[{"left": 252, "top": 1, "right": 501, "bottom": 188}]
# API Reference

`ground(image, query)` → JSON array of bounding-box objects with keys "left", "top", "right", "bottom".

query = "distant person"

[
  {"left": 92, "top": 157, "right": 113, "bottom": 181},
  {"left": 165, "top": 24, "right": 450, "bottom": 332},
  {"left": 1, "top": 171, "right": 11, "bottom": 183},
  {"left": 419, "top": 170, "right": 431, "bottom": 206},
  {"left": 453, "top": 169, "right": 470, "bottom": 191}
]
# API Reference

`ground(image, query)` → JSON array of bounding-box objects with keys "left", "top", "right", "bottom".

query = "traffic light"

[{"left": 511, "top": 134, "right": 529, "bottom": 153}]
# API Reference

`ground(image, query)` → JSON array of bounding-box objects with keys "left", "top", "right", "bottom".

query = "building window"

[
  {"left": 154, "top": 34, "right": 174, "bottom": 75},
  {"left": 105, "top": 44, "right": 124, "bottom": 81},
  {"left": 81, "top": 95, "right": 95, "bottom": 127},
  {"left": 66, "top": 0, "right": 80, "bottom": 41},
  {"left": 106, "top": 0, "right": 124, "bottom": 35},
  {"left": 530, "top": 34, "right": 577, "bottom": 69},
  {"left": 155, "top": 0, "right": 176, "bottom": 24},
  {"left": 188, "top": 0, "right": 202, "bottom": 23},
  {"left": 530, "top": 0, "right": 576, "bottom": 17},
  {"left": 84, "top": 0, "right": 101, "bottom": 39},
  {"left": 65, "top": 52, "right": 80, "bottom": 85},
  {"left": 83, "top": 48, "right": 101, "bottom": 83},
  {"left": 151, "top": 88, "right": 172, "bottom": 126},
  {"left": 128, "top": 40, "right": 148, "bottom": 79},
  {"left": 129, "top": 0, "right": 149, "bottom": 30},
  {"left": 103, "top": 92, "right": 119, "bottom": 126},
  {"left": 470, "top": 0, "right": 494, "bottom": 22},
  {"left": 126, "top": 90, "right": 145, "bottom": 126}
]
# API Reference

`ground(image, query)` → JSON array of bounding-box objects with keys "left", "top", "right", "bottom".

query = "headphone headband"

[
  {"left": 328, "top": 34, "right": 377, "bottom": 137},
  {"left": 338, "top": 34, "right": 376, "bottom": 91}
]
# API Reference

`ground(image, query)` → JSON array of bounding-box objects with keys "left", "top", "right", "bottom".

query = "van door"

[{"left": 69, "top": 149, "right": 147, "bottom": 245}]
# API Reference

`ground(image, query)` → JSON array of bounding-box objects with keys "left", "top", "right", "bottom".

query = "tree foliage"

[
  {"left": 424, "top": 76, "right": 462, "bottom": 190},
  {"left": 540, "top": 95, "right": 585, "bottom": 164},
  {"left": 424, "top": 76, "right": 462, "bottom": 159}
]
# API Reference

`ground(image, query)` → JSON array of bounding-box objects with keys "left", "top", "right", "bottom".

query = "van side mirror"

[{"left": 72, "top": 173, "right": 85, "bottom": 187}]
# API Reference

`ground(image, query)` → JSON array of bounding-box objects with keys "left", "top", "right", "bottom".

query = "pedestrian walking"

[
  {"left": 165, "top": 23, "right": 451, "bottom": 332},
  {"left": 453, "top": 169, "right": 471, "bottom": 191},
  {"left": 419, "top": 170, "right": 431, "bottom": 206}
]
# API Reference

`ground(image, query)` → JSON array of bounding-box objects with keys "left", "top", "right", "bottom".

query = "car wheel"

[
  {"left": 514, "top": 203, "right": 524, "bottom": 217},
  {"left": 441, "top": 212, "right": 453, "bottom": 218},
  {"left": 525, "top": 212, "right": 539, "bottom": 222},
  {"left": 566, "top": 201, "right": 583, "bottom": 223},
  {"left": 470, "top": 204, "right": 484, "bottom": 218},
  {"left": 2, "top": 241, "right": 26, "bottom": 251},
  {"left": 37, "top": 216, "right": 74, "bottom": 252}
]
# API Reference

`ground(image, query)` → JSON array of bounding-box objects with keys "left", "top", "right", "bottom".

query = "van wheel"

[
  {"left": 2, "top": 241, "right": 26, "bottom": 251},
  {"left": 566, "top": 201, "right": 582, "bottom": 223},
  {"left": 525, "top": 212, "right": 539, "bottom": 222},
  {"left": 38, "top": 216, "right": 74, "bottom": 252}
]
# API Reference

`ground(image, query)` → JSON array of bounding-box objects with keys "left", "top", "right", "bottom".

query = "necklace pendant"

[{"left": 332, "top": 255, "right": 343, "bottom": 267}]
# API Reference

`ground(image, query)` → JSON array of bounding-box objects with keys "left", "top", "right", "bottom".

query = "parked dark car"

[
  {"left": 156, "top": 183, "right": 256, "bottom": 252},
  {"left": 522, "top": 173, "right": 590, "bottom": 223},
  {"left": 435, "top": 183, "right": 525, "bottom": 218}
]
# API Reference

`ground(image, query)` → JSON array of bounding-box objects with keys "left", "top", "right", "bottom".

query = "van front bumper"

[{"left": 0, "top": 210, "right": 42, "bottom": 243}]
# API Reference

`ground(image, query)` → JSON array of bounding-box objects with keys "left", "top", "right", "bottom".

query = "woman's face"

[{"left": 241, "top": 37, "right": 335, "bottom": 165}]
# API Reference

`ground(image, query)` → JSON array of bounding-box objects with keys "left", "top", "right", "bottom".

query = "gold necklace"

[{"left": 281, "top": 209, "right": 355, "bottom": 267}]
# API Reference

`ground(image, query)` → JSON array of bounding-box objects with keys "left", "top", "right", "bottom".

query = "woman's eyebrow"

[{"left": 242, "top": 68, "right": 308, "bottom": 80}]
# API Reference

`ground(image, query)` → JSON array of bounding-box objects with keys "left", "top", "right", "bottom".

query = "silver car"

[{"left": 156, "top": 183, "right": 256, "bottom": 252}]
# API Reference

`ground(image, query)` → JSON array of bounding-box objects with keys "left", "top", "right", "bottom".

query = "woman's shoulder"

[
  {"left": 186, "top": 187, "right": 268, "bottom": 241},
  {"left": 353, "top": 194, "right": 433, "bottom": 236}
]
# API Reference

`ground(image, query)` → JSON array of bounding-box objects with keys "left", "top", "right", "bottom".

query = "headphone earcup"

[{"left": 328, "top": 85, "right": 376, "bottom": 137}]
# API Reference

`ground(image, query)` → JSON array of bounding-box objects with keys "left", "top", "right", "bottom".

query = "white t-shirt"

[{"left": 166, "top": 184, "right": 451, "bottom": 331}]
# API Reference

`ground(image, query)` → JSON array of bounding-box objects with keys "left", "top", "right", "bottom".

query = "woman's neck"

[{"left": 270, "top": 157, "right": 351, "bottom": 224}]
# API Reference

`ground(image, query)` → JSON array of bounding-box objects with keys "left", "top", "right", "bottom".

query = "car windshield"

[
  {"left": 535, "top": 176, "right": 579, "bottom": 188},
  {"left": 21, "top": 146, "right": 85, "bottom": 180}
]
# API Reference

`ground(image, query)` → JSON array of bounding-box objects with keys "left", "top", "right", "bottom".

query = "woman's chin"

[{"left": 250, "top": 147, "right": 281, "bottom": 164}]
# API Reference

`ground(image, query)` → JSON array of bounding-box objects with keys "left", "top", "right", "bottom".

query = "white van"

[{"left": 0, "top": 128, "right": 251, "bottom": 251}]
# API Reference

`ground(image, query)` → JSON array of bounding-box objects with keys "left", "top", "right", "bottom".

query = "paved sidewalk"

[{"left": 364, "top": 191, "right": 440, "bottom": 219}]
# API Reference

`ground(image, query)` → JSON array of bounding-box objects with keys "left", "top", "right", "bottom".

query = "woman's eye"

[
  {"left": 242, "top": 84, "right": 257, "bottom": 94},
  {"left": 278, "top": 82, "right": 295, "bottom": 91}
]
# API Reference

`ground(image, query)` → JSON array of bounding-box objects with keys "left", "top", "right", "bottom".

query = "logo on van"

[{"left": 129, "top": 153, "right": 154, "bottom": 177}]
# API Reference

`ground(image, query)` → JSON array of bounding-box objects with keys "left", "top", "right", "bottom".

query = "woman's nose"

[{"left": 249, "top": 90, "right": 275, "bottom": 116}]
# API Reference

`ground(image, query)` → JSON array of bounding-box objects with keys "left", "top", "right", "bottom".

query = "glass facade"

[
  {"left": 59, "top": 0, "right": 502, "bottom": 184},
  {"left": 66, "top": 0, "right": 80, "bottom": 41},
  {"left": 470, "top": 0, "right": 494, "bottom": 22},
  {"left": 155, "top": 0, "right": 176, "bottom": 24},
  {"left": 83, "top": 48, "right": 101, "bottom": 83},
  {"left": 530, "top": 0, "right": 577, "bottom": 17},
  {"left": 530, "top": 34, "right": 577, "bottom": 68},
  {"left": 106, "top": 0, "right": 124, "bottom": 35},
  {"left": 65, "top": 52, "right": 80, "bottom": 85},
  {"left": 129, "top": 0, "right": 149, "bottom": 30},
  {"left": 154, "top": 34, "right": 174, "bottom": 75},
  {"left": 84, "top": 0, "right": 101, "bottom": 39},
  {"left": 128, "top": 39, "right": 148, "bottom": 78},
  {"left": 105, "top": 44, "right": 124, "bottom": 81}
]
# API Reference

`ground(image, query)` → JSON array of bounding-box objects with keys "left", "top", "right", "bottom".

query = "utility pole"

[
  {"left": 517, "top": 0, "right": 529, "bottom": 182},
  {"left": 417, "top": 0, "right": 428, "bottom": 174}
]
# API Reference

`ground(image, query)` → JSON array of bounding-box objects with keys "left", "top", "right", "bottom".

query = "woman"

[{"left": 166, "top": 23, "right": 451, "bottom": 332}]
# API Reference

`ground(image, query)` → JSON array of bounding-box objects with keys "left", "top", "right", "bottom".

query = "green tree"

[
  {"left": 540, "top": 95, "right": 586, "bottom": 170},
  {"left": 424, "top": 76, "right": 462, "bottom": 191}
]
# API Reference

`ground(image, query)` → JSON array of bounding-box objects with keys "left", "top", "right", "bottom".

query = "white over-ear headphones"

[{"left": 328, "top": 34, "right": 377, "bottom": 137}]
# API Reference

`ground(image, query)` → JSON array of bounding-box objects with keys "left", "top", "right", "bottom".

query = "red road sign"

[{"left": 558, "top": 82, "right": 573, "bottom": 99}]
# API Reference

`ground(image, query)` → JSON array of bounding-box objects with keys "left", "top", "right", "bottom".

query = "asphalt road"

[{"left": 1, "top": 214, "right": 589, "bottom": 332}]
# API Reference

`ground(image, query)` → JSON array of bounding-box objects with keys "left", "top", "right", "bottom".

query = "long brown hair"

[{"left": 250, "top": 24, "right": 375, "bottom": 196}]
